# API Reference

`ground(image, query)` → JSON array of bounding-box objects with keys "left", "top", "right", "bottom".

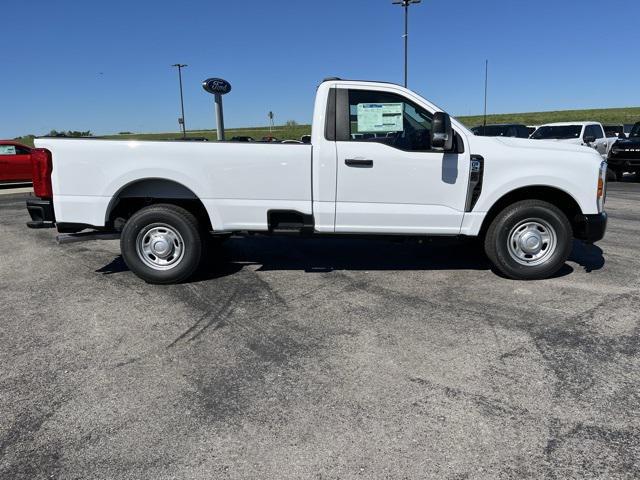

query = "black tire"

[
  {"left": 484, "top": 200, "right": 572, "bottom": 280},
  {"left": 120, "top": 204, "right": 203, "bottom": 284}
]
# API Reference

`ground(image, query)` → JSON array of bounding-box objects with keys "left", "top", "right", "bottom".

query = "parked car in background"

[
  {"left": 0, "top": 141, "right": 32, "bottom": 183},
  {"left": 471, "top": 124, "right": 530, "bottom": 138},
  {"left": 624, "top": 124, "right": 635, "bottom": 138},
  {"left": 230, "top": 136, "right": 255, "bottom": 142},
  {"left": 261, "top": 136, "right": 279, "bottom": 142},
  {"left": 607, "top": 121, "right": 640, "bottom": 181},
  {"left": 27, "top": 78, "right": 607, "bottom": 284},
  {"left": 531, "top": 122, "right": 616, "bottom": 160},
  {"left": 604, "top": 125, "right": 625, "bottom": 138},
  {"left": 526, "top": 126, "right": 539, "bottom": 137}
]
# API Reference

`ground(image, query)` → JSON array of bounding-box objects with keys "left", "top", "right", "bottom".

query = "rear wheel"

[
  {"left": 121, "top": 204, "right": 203, "bottom": 284},
  {"left": 484, "top": 200, "right": 572, "bottom": 280}
]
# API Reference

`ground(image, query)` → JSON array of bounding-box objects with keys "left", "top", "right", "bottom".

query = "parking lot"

[{"left": 1, "top": 181, "right": 639, "bottom": 479}]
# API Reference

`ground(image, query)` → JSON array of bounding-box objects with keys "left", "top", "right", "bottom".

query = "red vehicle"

[{"left": 0, "top": 141, "right": 32, "bottom": 183}]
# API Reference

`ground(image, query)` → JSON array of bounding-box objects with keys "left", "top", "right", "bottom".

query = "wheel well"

[
  {"left": 479, "top": 186, "right": 583, "bottom": 237},
  {"left": 106, "top": 179, "right": 212, "bottom": 231}
]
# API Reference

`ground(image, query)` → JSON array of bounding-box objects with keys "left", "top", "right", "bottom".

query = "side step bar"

[
  {"left": 56, "top": 232, "right": 121, "bottom": 245},
  {"left": 267, "top": 210, "right": 314, "bottom": 235}
]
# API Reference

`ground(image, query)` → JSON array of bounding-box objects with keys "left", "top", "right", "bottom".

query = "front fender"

[
  {"left": 474, "top": 176, "right": 589, "bottom": 214},
  {"left": 469, "top": 136, "right": 601, "bottom": 215}
]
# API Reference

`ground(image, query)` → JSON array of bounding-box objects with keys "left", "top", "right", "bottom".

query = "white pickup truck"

[
  {"left": 27, "top": 78, "right": 608, "bottom": 284},
  {"left": 530, "top": 122, "right": 616, "bottom": 160}
]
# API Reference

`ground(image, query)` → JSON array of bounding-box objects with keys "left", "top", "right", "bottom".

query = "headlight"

[{"left": 597, "top": 161, "right": 607, "bottom": 212}]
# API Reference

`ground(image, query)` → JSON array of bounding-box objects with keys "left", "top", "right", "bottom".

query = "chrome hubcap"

[
  {"left": 136, "top": 224, "right": 185, "bottom": 270},
  {"left": 507, "top": 219, "right": 557, "bottom": 266}
]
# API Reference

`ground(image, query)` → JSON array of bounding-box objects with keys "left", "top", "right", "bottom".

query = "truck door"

[
  {"left": 585, "top": 125, "right": 607, "bottom": 158},
  {"left": 333, "top": 87, "right": 469, "bottom": 234}
]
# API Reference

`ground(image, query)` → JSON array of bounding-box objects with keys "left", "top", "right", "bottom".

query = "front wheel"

[
  {"left": 120, "top": 204, "right": 203, "bottom": 284},
  {"left": 484, "top": 200, "right": 572, "bottom": 280}
]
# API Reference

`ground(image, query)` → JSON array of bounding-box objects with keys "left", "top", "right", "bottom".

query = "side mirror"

[
  {"left": 583, "top": 135, "right": 596, "bottom": 144},
  {"left": 431, "top": 112, "right": 453, "bottom": 151}
]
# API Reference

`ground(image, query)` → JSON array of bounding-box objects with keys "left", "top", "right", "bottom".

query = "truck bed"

[{"left": 34, "top": 138, "right": 313, "bottom": 231}]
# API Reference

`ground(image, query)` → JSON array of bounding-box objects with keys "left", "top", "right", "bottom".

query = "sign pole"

[
  {"left": 215, "top": 93, "right": 225, "bottom": 141},
  {"left": 202, "top": 77, "right": 232, "bottom": 142}
]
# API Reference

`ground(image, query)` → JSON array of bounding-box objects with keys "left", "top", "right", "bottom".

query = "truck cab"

[{"left": 311, "top": 80, "right": 471, "bottom": 235}]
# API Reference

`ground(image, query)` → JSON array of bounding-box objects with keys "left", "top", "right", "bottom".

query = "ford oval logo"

[{"left": 202, "top": 78, "right": 232, "bottom": 95}]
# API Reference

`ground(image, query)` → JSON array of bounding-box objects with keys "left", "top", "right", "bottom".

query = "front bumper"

[
  {"left": 607, "top": 157, "right": 640, "bottom": 169},
  {"left": 26, "top": 198, "right": 55, "bottom": 229},
  {"left": 574, "top": 212, "right": 607, "bottom": 243}
]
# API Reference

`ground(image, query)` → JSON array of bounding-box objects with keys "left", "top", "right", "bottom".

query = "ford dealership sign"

[{"left": 202, "top": 78, "right": 232, "bottom": 95}]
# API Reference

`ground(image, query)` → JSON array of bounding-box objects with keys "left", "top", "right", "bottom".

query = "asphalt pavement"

[{"left": 1, "top": 181, "right": 639, "bottom": 479}]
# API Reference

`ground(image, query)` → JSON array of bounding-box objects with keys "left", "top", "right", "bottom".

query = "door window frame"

[{"left": 333, "top": 86, "right": 465, "bottom": 154}]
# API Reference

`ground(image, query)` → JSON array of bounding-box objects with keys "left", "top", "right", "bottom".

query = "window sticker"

[
  {"left": 0, "top": 145, "right": 16, "bottom": 155},
  {"left": 356, "top": 103, "right": 403, "bottom": 133}
]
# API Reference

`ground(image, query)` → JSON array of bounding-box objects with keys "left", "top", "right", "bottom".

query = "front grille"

[{"left": 610, "top": 147, "right": 640, "bottom": 160}]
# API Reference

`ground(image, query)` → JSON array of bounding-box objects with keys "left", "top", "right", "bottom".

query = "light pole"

[
  {"left": 483, "top": 60, "right": 489, "bottom": 135},
  {"left": 392, "top": 0, "right": 421, "bottom": 88},
  {"left": 172, "top": 63, "right": 188, "bottom": 138}
]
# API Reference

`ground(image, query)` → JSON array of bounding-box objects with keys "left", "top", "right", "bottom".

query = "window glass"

[
  {"left": 584, "top": 125, "right": 594, "bottom": 138},
  {"left": 15, "top": 146, "right": 30, "bottom": 155},
  {"left": 584, "top": 125, "right": 603, "bottom": 139},
  {"left": 604, "top": 126, "right": 622, "bottom": 137},
  {"left": 594, "top": 125, "right": 604, "bottom": 139},
  {"left": 0, "top": 145, "right": 17, "bottom": 155},
  {"left": 505, "top": 126, "right": 518, "bottom": 137},
  {"left": 348, "top": 90, "right": 433, "bottom": 151},
  {"left": 472, "top": 125, "right": 510, "bottom": 136},
  {"left": 531, "top": 125, "right": 582, "bottom": 140}
]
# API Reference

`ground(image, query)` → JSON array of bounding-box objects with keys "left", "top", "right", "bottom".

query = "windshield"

[
  {"left": 631, "top": 123, "right": 640, "bottom": 138},
  {"left": 531, "top": 125, "right": 582, "bottom": 140},
  {"left": 473, "top": 125, "right": 511, "bottom": 136}
]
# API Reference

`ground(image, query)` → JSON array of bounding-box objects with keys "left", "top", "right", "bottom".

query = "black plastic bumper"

[
  {"left": 574, "top": 212, "right": 607, "bottom": 243},
  {"left": 26, "top": 199, "right": 56, "bottom": 229},
  {"left": 608, "top": 158, "right": 640, "bottom": 169}
]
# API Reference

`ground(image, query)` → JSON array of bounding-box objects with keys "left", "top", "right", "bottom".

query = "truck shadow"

[
  {"left": 569, "top": 240, "right": 605, "bottom": 273},
  {"left": 96, "top": 236, "right": 605, "bottom": 282}
]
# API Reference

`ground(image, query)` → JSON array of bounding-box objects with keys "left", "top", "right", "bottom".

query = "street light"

[
  {"left": 392, "top": 0, "right": 421, "bottom": 88},
  {"left": 171, "top": 63, "right": 188, "bottom": 138}
]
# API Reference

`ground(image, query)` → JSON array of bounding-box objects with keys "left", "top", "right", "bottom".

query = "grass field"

[
  {"left": 458, "top": 106, "right": 640, "bottom": 129},
  {"left": 12, "top": 106, "right": 640, "bottom": 147}
]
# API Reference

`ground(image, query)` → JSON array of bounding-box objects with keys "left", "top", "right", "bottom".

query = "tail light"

[{"left": 31, "top": 148, "right": 53, "bottom": 199}]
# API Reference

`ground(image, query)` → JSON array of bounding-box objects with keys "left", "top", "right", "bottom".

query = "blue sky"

[{"left": 2, "top": 0, "right": 638, "bottom": 138}]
